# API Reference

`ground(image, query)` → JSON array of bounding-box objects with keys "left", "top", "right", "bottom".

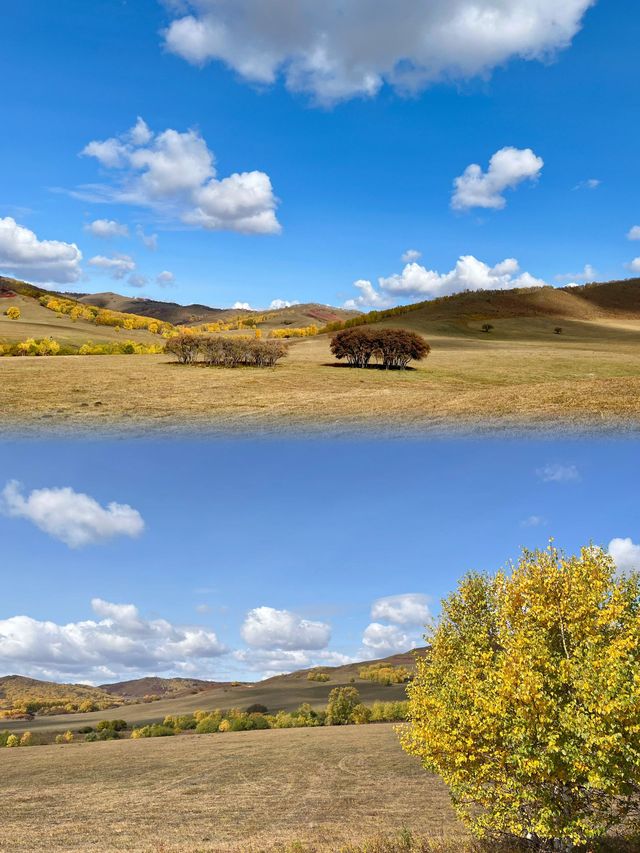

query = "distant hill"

[
  {"left": 328, "top": 279, "right": 640, "bottom": 334},
  {"left": 99, "top": 676, "right": 230, "bottom": 700},
  {"left": 0, "top": 675, "right": 121, "bottom": 712},
  {"left": 77, "top": 291, "right": 359, "bottom": 328}
]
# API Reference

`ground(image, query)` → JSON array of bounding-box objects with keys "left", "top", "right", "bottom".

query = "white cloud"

[
  {"left": 627, "top": 258, "right": 640, "bottom": 274},
  {"left": 361, "top": 622, "right": 418, "bottom": 657},
  {"left": 88, "top": 253, "right": 136, "bottom": 280},
  {"left": 128, "top": 274, "right": 148, "bottom": 288},
  {"left": 232, "top": 301, "right": 253, "bottom": 310},
  {"left": 0, "top": 217, "right": 82, "bottom": 284},
  {"left": 136, "top": 225, "right": 158, "bottom": 250},
  {"left": 81, "top": 119, "right": 281, "bottom": 235},
  {"left": 344, "top": 278, "right": 395, "bottom": 311},
  {"left": 573, "top": 178, "right": 600, "bottom": 191},
  {"left": 241, "top": 606, "right": 331, "bottom": 651},
  {"left": 163, "top": 1, "right": 594, "bottom": 105},
  {"left": 608, "top": 538, "right": 640, "bottom": 574},
  {"left": 536, "top": 463, "right": 580, "bottom": 483},
  {"left": 452, "top": 147, "right": 544, "bottom": 211},
  {"left": 84, "top": 219, "right": 130, "bottom": 239},
  {"left": 269, "top": 299, "right": 299, "bottom": 310},
  {"left": 371, "top": 594, "right": 431, "bottom": 627},
  {"left": 0, "top": 598, "right": 226, "bottom": 682},
  {"left": 521, "top": 515, "right": 546, "bottom": 528},
  {"left": 345, "top": 255, "right": 545, "bottom": 309},
  {"left": 233, "top": 647, "right": 352, "bottom": 678},
  {"left": 1, "top": 481, "right": 144, "bottom": 548},
  {"left": 555, "top": 264, "right": 597, "bottom": 284},
  {"left": 156, "top": 270, "right": 175, "bottom": 286},
  {"left": 401, "top": 249, "right": 422, "bottom": 264},
  {"left": 627, "top": 226, "right": 640, "bottom": 241}
]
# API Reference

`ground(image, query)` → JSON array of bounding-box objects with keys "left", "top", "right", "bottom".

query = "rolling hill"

[{"left": 0, "top": 649, "right": 426, "bottom": 731}]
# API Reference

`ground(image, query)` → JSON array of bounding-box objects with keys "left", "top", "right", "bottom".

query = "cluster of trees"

[
  {"left": 4, "top": 306, "right": 20, "bottom": 320},
  {"left": 0, "top": 338, "right": 164, "bottom": 357},
  {"left": 358, "top": 664, "right": 412, "bottom": 685},
  {"left": 269, "top": 325, "right": 319, "bottom": 339},
  {"left": 330, "top": 328, "right": 430, "bottom": 369},
  {"left": 0, "top": 730, "right": 33, "bottom": 747},
  {"left": 402, "top": 544, "right": 640, "bottom": 851},
  {"left": 0, "top": 697, "right": 118, "bottom": 718},
  {"left": 165, "top": 334, "right": 288, "bottom": 368},
  {"left": 306, "top": 670, "right": 331, "bottom": 682},
  {"left": 38, "top": 295, "right": 174, "bottom": 336}
]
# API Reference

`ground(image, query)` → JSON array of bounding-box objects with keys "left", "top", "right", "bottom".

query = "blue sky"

[
  {"left": 1, "top": 1, "right": 640, "bottom": 310},
  {"left": 1, "top": 438, "right": 638, "bottom": 683}
]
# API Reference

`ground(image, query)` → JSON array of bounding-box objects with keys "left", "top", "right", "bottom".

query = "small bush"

[
  {"left": 5, "top": 306, "right": 20, "bottom": 320},
  {"left": 246, "top": 703, "right": 268, "bottom": 714},
  {"left": 481, "top": 323, "right": 494, "bottom": 333},
  {"left": 96, "top": 719, "right": 128, "bottom": 732},
  {"left": 130, "top": 724, "right": 175, "bottom": 739},
  {"left": 6, "top": 734, "right": 19, "bottom": 747},
  {"left": 19, "top": 732, "right": 33, "bottom": 746}
]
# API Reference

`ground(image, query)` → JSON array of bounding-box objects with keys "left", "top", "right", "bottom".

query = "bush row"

[
  {"left": 0, "top": 339, "right": 164, "bottom": 357},
  {"left": 165, "top": 334, "right": 288, "bottom": 367}
]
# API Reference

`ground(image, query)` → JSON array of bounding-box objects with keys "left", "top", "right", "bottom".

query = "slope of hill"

[
  {"left": 99, "top": 676, "right": 229, "bottom": 700},
  {"left": 0, "top": 675, "right": 122, "bottom": 713},
  {"left": 325, "top": 279, "right": 640, "bottom": 335},
  {"left": 78, "top": 291, "right": 359, "bottom": 328}
]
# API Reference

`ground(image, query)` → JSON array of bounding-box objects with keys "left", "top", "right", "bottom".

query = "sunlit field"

[{"left": 3, "top": 318, "right": 640, "bottom": 436}]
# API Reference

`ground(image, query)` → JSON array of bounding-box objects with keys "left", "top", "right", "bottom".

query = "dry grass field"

[
  {"left": 3, "top": 316, "right": 640, "bottom": 436},
  {"left": 0, "top": 723, "right": 464, "bottom": 853}
]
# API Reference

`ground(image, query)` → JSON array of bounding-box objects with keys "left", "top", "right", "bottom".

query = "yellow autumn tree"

[
  {"left": 5, "top": 306, "right": 20, "bottom": 320},
  {"left": 401, "top": 544, "right": 640, "bottom": 851}
]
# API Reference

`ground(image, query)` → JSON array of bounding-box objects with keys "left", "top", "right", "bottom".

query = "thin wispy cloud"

[{"left": 536, "top": 464, "right": 581, "bottom": 483}]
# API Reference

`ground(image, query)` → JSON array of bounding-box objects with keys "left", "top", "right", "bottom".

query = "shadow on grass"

[{"left": 321, "top": 363, "right": 418, "bottom": 371}]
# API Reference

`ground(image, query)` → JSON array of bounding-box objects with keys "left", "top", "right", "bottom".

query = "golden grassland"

[
  {"left": 2, "top": 724, "right": 637, "bottom": 853},
  {"left": 3, "top": 316, "right": 640, "bottom": 435},
  {"left": 0, "top": 724, "right": 464, "bottom": 853}
]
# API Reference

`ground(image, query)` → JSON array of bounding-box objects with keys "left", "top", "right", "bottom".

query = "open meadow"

[
  {"left": 0, "top": 723, "right": 464, "bottom": 853},
  {"left": 3, "top": 316, "right": 640, "bottom": 436}
]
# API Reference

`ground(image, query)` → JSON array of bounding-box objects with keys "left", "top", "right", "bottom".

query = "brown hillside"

[{"left": 99, "top": 676, "right": 231, "bottom": 699}]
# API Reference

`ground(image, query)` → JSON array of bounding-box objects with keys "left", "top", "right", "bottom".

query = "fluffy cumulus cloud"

[
  {"left": 361, "top": 623, "right": 419, "bottom": 657},
  {"left": 628, "top": 226, "right": 640, "bottom": 241},
  {"left": 84, "top": 218, "right": 129, "bottom": 239},
  {"left": 0, "top": 598, "right": 226, "bottom": 682},
  {"left": 608, "top": 538, "right": 640, "bottom": 574},
  {"left": 628, "top": 258, "right": 640, "bottom": 274},
  {"left": 241, "top": 606, "right": 331, "bottom": 650},
  {"left": 128, "top": 274, "right": 149, "bottom": 289},
  {"left": 0, "top": 217, "right": 82, "bottom": 284},
  {"left": 536, "top": 463, "right": 580, "bottom": 483},
  {"left": 163, "top": 0, "right": 594, "bottom": 105},
  {"left": 269, "top": 298, "right": 299, "bottom": 310},
  {"left": 371, "top": 593, "right": 431, "bottom": 626},
  {"left": 156, "top": 270, "right": 175, "bottom": 286},
  {"left": 401, "top": 249, "right": 422, "bottom": 263},
  {"left": 452, "top": 147, "right": 544, "bottom": 211},
  {"left": 1, "top": 481, "right": 144, "bottom": 548},
  {"left": 344, "top": 255, "right": 545, "bottom": 309},
  {"left": 234, "top": 648, "right": 353, "bottom": 678},
  {"left": 80, "top": 118, "right": 280, "bottom": 235},
  {"left": 556, "top": 264, "right": 597, "bottom": 285},
  {"left": 88, "top": 253, "right": 136, "bottom": 280}
]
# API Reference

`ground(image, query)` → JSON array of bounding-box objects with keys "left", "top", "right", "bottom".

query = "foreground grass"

[
  {"left": 0, "top": 724, "right": 461, "bottom": 852},
  {"left": 3, "top": 317, "right": 640, "bottom": 435}
]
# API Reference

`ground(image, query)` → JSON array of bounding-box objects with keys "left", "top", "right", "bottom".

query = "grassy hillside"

[
  {"left": 0, "top": 675, "right": 123, "bottom": 715},
  {"left": 0, "top": 277, "right": 166, "bottom": 349},
  {"left": 0, "top": 650, "right": 423, "bottom": 732}
]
